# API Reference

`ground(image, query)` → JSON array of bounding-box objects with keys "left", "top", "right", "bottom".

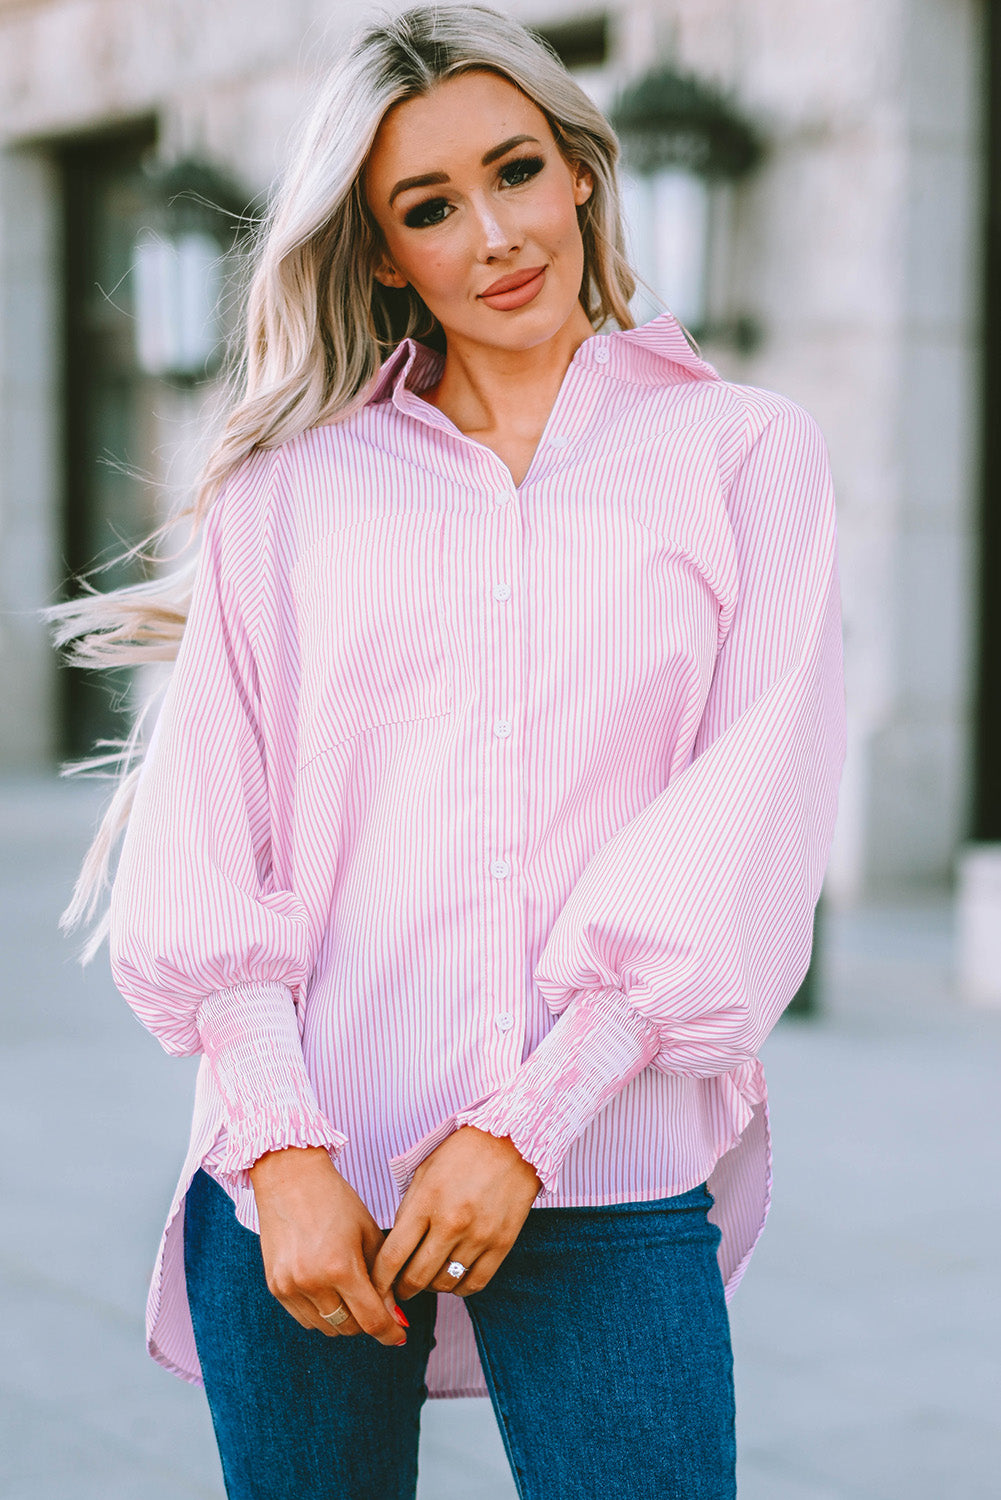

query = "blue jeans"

[{"left": 183, "top": 1168, "right": 736, "bottom": 1500}]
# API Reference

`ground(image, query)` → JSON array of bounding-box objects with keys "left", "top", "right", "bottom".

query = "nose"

[{"left": 472, "top": 192, "right": 522, "bottom": 261}]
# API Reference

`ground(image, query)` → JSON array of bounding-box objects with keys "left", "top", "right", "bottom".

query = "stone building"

[{"left": 0, "top": 0, "right": 994, "bottom": 964}]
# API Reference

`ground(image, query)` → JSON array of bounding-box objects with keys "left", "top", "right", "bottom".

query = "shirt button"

[
  {"left": 594, "top": 342, "right": 609, "bottom": 364},
  {"left": 495, "top": 1012, "right": 514, "bottom": 1033},
  {"left": 492, "top": 582, "right": 512, "bottom": 601},
  {"left": 494, "top": 488, "right": 513, "bottom": 505},
  {"left": 494, "top": 719, "right": 512, "bottom": 738},
  {"left": 550, "top": 434, "right": 570, "bottom": 448},
  {"left": 490, "top": 858, "right": 511, "bottom": 879}
]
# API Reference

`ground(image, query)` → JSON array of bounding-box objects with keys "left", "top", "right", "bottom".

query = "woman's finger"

[
  {"left": 371, "top": 1211, "right": 431, "bottom": 1302},
  {"left": 392, "top": 1228, "right": 487, "bottom": 1302},
  {"left": 329, "top": 1260, "right": 408, "bottom": 1345},
  {"left": 447, "top": 1245, "right": 506, "bottom": 1297},
  {"left": 312, "top": 1298, "right": 362, "bottom": 1338},
  {"left": 427, "top": 1250, "right": 478, "bottom": 1295},
  {"left": 271, "top": 1291, "right": 317, "bottom": 1331},
  {"left": 269, "top": 1287, "right": 352, "bottom": 1336},
  {"left": 267, "top": 1260, "right": 402, "bottom": 1343}
]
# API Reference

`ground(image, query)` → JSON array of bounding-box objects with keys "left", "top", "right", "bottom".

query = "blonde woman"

[{"left": 54, "top": 5, "right": 846, "bottom": 1497}]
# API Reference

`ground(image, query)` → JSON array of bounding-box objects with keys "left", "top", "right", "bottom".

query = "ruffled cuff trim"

[
  {"left": 454, "top": 988, "right": 660, "bottom": 1195},
  {"left": 195, "top": 980, "right": 347, "bottom": 1184}
]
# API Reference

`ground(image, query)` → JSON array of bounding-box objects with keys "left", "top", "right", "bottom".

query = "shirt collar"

[
  {"left": 614, "top": 308, "right": 721, "bottom": 383},
  {"left": 365, "top": 336, "right": 442, "bottom": 407},
  {"left": 364, "top": 308, "right": 720, "bottom": 412}
]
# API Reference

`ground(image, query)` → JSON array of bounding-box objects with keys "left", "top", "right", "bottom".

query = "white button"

[
  {"left": 495, "top": 1012, "right": 514, "bottom": 1032},
  {"left": 494, "top": 488, "right": 512, "bottom": 505},
  {"left": 594, "top": 342, "right": 609, "bottom": 363},
  {"left": 494, "top": 719, "right": 512, "bottom": 738},
  {"left": 550, "top": 434, "right": 571, "bottom": 448},
  {"left": 492, "top": 582, "right": 512, "bottom": 601},
  {"left": 490, "top": 858, "right": 511, "bottom": 879}
]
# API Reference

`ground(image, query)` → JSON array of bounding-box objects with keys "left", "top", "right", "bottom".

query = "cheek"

[
  {"left": 533, "top": 187, "right": 586, "bottom": 256},
  {"left": 405, "top": 241, "right": 468, "bottom": 300}
]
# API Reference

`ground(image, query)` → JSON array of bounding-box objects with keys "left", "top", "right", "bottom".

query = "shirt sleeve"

[
  {"left": 455, "top": 395, "right": 846, "bottom": 1193},
  {"left": 108, "top": 452, "right": 347, "bottom": 1180}
]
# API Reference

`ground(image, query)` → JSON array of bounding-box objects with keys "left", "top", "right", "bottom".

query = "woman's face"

[{"left": 362, "top": 68, "right": 595, "bottom": 355}]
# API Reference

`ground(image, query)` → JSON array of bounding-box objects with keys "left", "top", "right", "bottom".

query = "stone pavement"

[{"left": 1, "top": 773, "right": 998, "bottom": 1499}]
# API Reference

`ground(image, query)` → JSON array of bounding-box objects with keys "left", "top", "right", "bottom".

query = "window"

[
  {"left": 57, "top": 122, "right": 157, "bottom": 758},
  {"left": 529, "top": 13, "right": 609, "bottom": 71}
]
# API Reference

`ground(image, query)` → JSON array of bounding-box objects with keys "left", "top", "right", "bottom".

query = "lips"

[{"left": 480, "top": 266, "right": 546, "bottom": 297}]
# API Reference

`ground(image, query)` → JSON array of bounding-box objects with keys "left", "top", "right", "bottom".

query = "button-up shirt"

[{"left": 109, "top": 310, "right": 846, "bottom": 1398}]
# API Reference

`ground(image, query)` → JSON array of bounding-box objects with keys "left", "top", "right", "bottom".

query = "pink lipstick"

[{"left": 479, "top": 266, "right": 547, "bottom": 310}]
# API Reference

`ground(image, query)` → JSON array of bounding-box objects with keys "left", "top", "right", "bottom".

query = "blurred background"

[{"left": 0, "top": 1, "right": 998, "bottom": 1496}]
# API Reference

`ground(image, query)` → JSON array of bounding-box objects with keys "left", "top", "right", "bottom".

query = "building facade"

[{"left": 0, "top": 0, "right": 991, "bottom": 920}]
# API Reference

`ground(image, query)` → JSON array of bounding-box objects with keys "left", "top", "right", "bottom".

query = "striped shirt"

[{"left": 108, "top": 309, "right": 846, "bottom": 1397}]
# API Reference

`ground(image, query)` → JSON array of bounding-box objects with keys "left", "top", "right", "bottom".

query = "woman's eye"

[
  {"left": 404, "top": 197, "right": 452, "bottom": 229},
  {"left": 501, "top": 155, "right": 545, "bottom": 187},
  {"left": 401, "top": 156, "right": 545, "bottom": 229}
]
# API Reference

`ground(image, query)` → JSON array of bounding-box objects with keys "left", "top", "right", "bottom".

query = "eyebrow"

[{"left": 388, "top": 135, "right": 543, "bottom": 206}]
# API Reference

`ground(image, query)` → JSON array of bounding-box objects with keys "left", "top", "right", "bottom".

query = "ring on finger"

[
  {"left": 445, "top": 1260, "right": 467, "bottom": 1281},
  {"left": 321, "top": 1303, "right": 350, "bottom": 1328}
]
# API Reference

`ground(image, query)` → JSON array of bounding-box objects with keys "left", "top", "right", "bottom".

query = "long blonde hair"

[{"left": 50, "top": 1, "right": 638, "bottom": 955}]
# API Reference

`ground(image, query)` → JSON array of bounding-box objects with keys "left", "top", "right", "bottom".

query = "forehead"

[{"left": 365, "top": 69, "right": 553, "bottom": 182}]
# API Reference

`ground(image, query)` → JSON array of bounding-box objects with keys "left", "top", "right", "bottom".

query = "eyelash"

[{"left": 402, "top": 155, "right": 546, "bottom": 229}]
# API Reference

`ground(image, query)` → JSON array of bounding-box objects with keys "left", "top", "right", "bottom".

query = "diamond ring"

[{"left": 446, "top": 1260, "right": 467, "bottom": 1279}]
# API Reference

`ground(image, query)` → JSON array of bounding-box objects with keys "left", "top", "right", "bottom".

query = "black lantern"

[
  {"left": 612, "top": 66, "right": 762, "bottom": 345},
  {"left": 131, "top": 155, "right": 252, "bottom": 386}
]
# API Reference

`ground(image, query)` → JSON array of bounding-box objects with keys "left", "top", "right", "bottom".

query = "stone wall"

[{"left": 0, "top": 0, "right": 988, "bottom": 900}]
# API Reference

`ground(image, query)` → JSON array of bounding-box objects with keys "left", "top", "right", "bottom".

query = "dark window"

[
  {"left": 530, "top": 13, "right": 609, "bottom": 71},
  {"left": 973, "top": 9, "right": 1001, "bottom": 837},
  {"left": 57, "top": 121, "right": 157, "bottom": 759}
]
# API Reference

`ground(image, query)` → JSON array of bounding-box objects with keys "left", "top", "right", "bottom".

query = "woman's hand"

[
  {"left": 371, "top": 1126, "right": 542, "bottom": 1303},
  {"left": 249, "top": 1145, "right": 407, "bottom": 1345}
]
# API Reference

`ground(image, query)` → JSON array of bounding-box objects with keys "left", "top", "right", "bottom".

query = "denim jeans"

[{"left": 183, "top": 1167, "right": 736, "bottom": 1500}]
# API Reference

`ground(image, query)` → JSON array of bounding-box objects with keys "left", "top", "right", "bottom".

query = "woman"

[{"left": 54, "top": 5, "right": 846, "bottom": 1497}]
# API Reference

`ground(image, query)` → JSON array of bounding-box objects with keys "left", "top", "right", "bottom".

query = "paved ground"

[{"left": 1, "top": 773, "right": 998, "bottom": 1499}]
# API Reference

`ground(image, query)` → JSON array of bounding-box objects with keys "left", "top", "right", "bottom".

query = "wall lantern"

[
  {"left": 611, "top": 66, "right": 762, "bottom": 348},
  {"left": 131, "top": 156, "right": 252, "bottom": 386}
]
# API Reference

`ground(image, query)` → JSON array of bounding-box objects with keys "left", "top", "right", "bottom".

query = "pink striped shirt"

[{"left": 108, "top": 309, "right": 846, "bottom": 1398}]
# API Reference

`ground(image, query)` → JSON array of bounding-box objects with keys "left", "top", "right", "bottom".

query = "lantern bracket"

[{"left": 611, "top": 66, "right": 763, "bottom": 180}]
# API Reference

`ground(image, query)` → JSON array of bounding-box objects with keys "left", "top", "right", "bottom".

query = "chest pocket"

[{"left": 292, "top": 512, "right": 453, "bottom": 768}]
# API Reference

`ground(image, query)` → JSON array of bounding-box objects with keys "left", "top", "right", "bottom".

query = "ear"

[
  {"left": 372, "top": 258, "right": 409, "bottom": 290},
  {"left": 572, "top": 165, "right": 594, "bottom": 206}
]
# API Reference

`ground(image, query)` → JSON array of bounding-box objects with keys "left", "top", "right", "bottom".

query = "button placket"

[{"left": 477, "top": 471, "right": 524, "bottom": 1059}]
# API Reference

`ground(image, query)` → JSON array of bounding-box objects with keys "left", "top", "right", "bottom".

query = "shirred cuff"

[
  {"left": 455, "top": 988, "right": 660, "bottom": 1195},
  {"left": 196, "top": 981, "right": 348, "bottom": 1183}
]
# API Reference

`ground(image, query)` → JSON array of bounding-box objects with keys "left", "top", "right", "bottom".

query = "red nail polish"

[{"left": 393, "top": 1304, "right": 410, "bottom": 1328}]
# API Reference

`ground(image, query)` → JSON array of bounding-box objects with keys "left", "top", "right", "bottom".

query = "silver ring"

[
  {"left": 321, "top": 1304, "right": 350, "bottom": 1327},
  {"left": 446, "top": 1260, "right": 467, "bottom": 1280}
]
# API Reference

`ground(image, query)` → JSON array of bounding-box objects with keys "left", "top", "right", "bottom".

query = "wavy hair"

[{"left": 49, "top": 1, "right": 638, "bottom": 955}]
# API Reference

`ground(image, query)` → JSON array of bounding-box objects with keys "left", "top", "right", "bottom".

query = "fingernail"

[
  {"left": 395, "top": 1336, "right": 407, "bottom": 1347},
  {"left": 393, "top": 1304, "right": 410, "bottom": 1329}
]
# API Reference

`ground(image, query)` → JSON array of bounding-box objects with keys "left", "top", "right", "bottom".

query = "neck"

[{"left": 421, "top": 303, "right": 596, "bottom": 439}]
